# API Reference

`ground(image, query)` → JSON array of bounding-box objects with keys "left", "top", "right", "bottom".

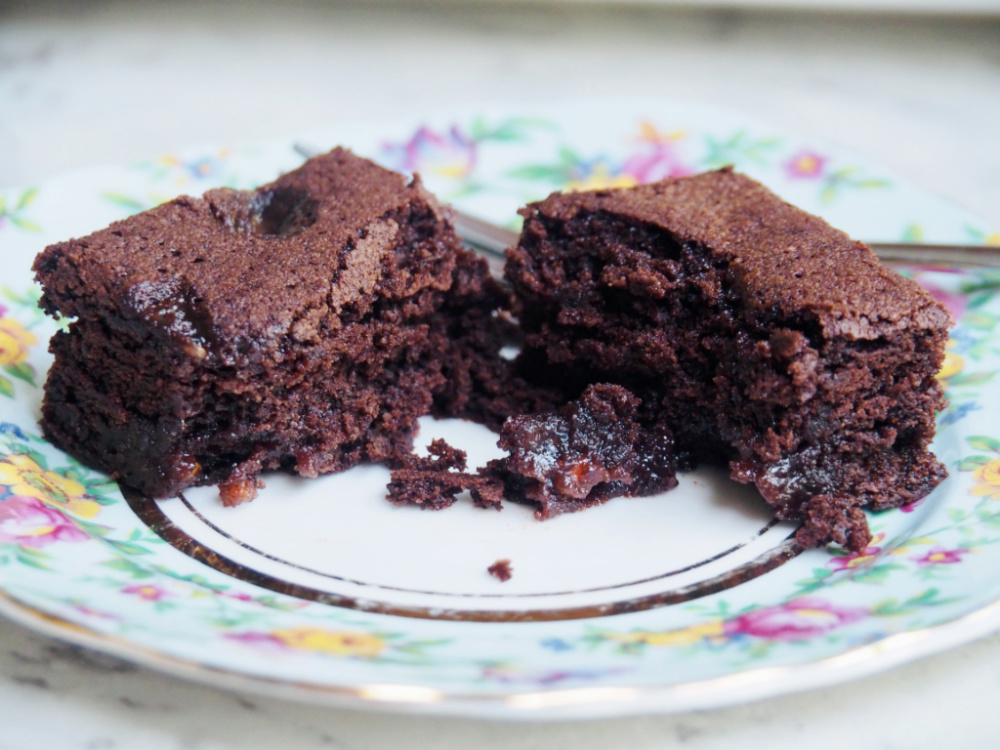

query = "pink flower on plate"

[
  {"left": 784, "top": 151, "right": 828, "bottom": 180},
  {"left": 70, "top": 603, "right": 121, "bottom": 621},
  {"left": 122, "top": 584, "right": 169, "bottom": 602},
  {"left": 827, "top": 533, "right": 886, "bottom": 570},
  {"left": 910, "top": 276, "right": 968, "bottom": 321},
  {"left": 225, "top": 632, "right": 286, "bottom": 650},
  {"left": 900, "top": 496, "right": 928, "bottom": 514},
  {"left": 382, "top": 125, "right": 477, "bottom": 180},
  {"left": 481, "top": 664, "right": 625, "bottom": 686},
  {"left": 913, "top": 547, "right": 971, "bottom": 567},
  {"left": 620, "top": 149, "right": 693, "bottom": 184},
  {"left": 725, "top": 598, "right": 867, "bottom": 641},
  {"left": 617, "top": 121, "right": 694, "bottom": 184},
  {"left": 222, "top": 590, "right": 255, "bottom": 603},
  {"left": 0, "top": 495, "right": 88, "bottom": 547}
]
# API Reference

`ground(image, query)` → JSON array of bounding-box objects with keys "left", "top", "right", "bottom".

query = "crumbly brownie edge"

[
  {"left": 505, "top": 179, "right": 951, "bottom": 548},
  {"left": 33, "top": 151, "right": 508, "bottom": 500}
]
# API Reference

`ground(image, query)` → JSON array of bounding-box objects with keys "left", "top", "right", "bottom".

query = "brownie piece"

[
  {"left": 506, "top": 168, "right": 952, "bottom": 550},
  {"left": 486, "top": 384, "right": 678, "bottom": 518},
  {"left": 33, "top": 148, "right": 506, "bottom": 500},
  {"left": 387, "top": 439, "right": 504, "bottom": 510}
]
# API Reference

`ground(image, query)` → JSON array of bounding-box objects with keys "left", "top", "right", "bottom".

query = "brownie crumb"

[
  {"left": 794, "top": 494, "right": 873, "bottom": 553},
  {"left": 404, "top": 438, "right": 468, "bottom": 472},
  {"left": 488, "top": 559, "right": 513, "bottom": 582},
  {"left": 469, "top": 478, "right": 505, "bottom": 511},
  {"left": 218, "top": 477, "right": 265, "bottom": 507},
  {"left": 485, "top": 383, "right": 678, "bottom": 519},
  {"left": 387, "top": 439, "right": 504, "bottom": 510}
]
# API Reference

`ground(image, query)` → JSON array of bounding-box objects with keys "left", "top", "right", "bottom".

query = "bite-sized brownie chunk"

[
  {"left": 506, "top": 168, "right": 952, "bottom": 550},
  {"left": 387, "top": 439, "right": 504, "bottom": 510},
  {"left": 486, "top": 384, "right": 678, "bottom": 518},
  {"left": 33, "top": 148, "right": 507, "bottom": 500}
]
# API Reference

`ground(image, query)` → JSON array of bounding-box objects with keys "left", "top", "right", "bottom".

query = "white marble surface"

[
  {"left": 1, "top": 1, "right": 999, "bottom": 747},
  {"left": 2, "top": 616, "right": 1000, "bottom": 749}
]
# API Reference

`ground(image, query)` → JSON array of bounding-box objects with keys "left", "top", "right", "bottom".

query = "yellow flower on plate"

[
  {"left": 0, "top": 318, "right": 37, "bottom": 367},
  {"left": 566, "top": 164, "right": 638, "bottom": 193},
  {"left": 0, "top": 454, "right": 101, "bottom": 518},
  {"left": 429, "top": 163, "right": 472, "bottom": 180},
  {"left": 271, "top": 627, "right": 385, "bottom": 657},
  {"left": 609, "top": 620, "right": 726, "bottom": 648},
  {"left": 636, "top": 121, "right": 686, "bottom": 145},
  {"left": 937, "top": 351, "right": 964, "bottom": 382},
  {"left": 971, "top": 459, "right": 1000, "bottom": 500}
]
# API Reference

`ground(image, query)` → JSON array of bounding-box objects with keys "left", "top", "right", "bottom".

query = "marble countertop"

[
  {"left": 1, "top": 2, "right": 999, "bottom": 747},
  {"left": 2, "top": 615, "right": 1000, "bottom": 749}
]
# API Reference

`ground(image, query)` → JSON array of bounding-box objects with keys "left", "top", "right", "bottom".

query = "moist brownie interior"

[
  {"left": 33, "top": 148, "right": 507, "bottom": 501},
  {"left": 485, "top": 383, "right": 677, "bottom": 519},
  {"left": 505, "top": 168, "right": 952, "bottom": 550}
]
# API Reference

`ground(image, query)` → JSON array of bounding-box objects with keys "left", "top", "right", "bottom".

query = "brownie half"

[
  {"left": 505, "top": 168, "right": 953, "bottom": 550},
  {"left": 33, "top": 148, "right": 506, "bottom": 501}
]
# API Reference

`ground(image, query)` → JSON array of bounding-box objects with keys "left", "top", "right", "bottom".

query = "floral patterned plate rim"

[{"left": 1, "top": 97, "right": 999, "bottom": 720}]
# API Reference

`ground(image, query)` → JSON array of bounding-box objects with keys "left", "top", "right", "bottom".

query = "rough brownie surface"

[
  {"left": 506, "top": 168, "right": 952, "bottom": 550},
  {"left": 34, "top": 148, "right": 507, "bottom": 499},
  {"left": 486, "top": 384, "right": 677, "bottom": 519}
]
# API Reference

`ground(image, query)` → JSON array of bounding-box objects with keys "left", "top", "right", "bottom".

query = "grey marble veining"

[
  {"left": 2, "top": 613, "right": 1000, "bottom": 749},
  {"left": 1, "top": 2, "right": 998, "bottom": 219}
]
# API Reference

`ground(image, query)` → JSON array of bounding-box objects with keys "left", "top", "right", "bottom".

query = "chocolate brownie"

[
  {"left": 486, "top": 383, "right": 677, "bottom": 518},
  {"left": 33, "top": 148, "right": 507, "bottom": 500},
  {"left": 505, "top": 168, "right": 952, "bottom": 550}
]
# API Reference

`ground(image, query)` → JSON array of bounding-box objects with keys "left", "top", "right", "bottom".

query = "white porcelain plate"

[{"left": 1, "top": 98, "right": 998, "bottom": 719}]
